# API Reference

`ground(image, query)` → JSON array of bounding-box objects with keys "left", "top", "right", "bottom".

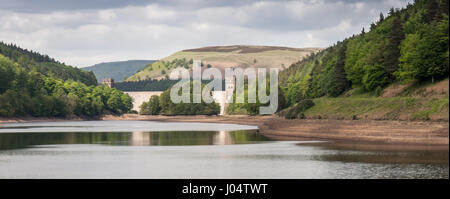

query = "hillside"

[
  {"left": 280, "top": 0, "right": 448, "bottom": 105},
  {"left": 0, "top": 43, "right": 133, "bottom": 118},
  {"left": 230, "top": 0, "right": 449, "bottom": 120},
  {"left": 285, "top": 78, "right": 449, "bottom": 121},
  {"left": 0, "top": 42, "right": 97, "bottom": 86},
  {"left": 126, "top": 45, "right": 321, "bottom": 81},
  {"left": 82, "top": 60, "right": 155, "bottom": 82}
]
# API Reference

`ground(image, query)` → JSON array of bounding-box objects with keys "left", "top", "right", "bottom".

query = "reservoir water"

[{"left": 0, "top": 121, "right": 447, "bottom": 179}]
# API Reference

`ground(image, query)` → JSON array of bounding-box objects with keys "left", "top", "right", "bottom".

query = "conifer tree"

[
  {"left": 334, "top": 41, "right": 350, "bottom": 96},
  {"left": 441, "top": 0, "right": 449, "bottom": 15},
  {"left": 404, "top": 9, "right": 410, "bottom": 21},
  {"left": 379, "top": 12, "right": 385, "bottom": 23},
  {"left": 389, "top": 7, "right": 395, "bottom": 16},
  {"left": 425, "top": 0, "right": 439, "bottom": 22},
  {"left": 370, "top": 22, "right": 376, "bottom": 30},
  {"left": 384, "top": 13, "right": 404, "bottom": 80}
]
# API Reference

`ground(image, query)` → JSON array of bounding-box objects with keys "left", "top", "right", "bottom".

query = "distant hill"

[
  {"left": 83, "top": 60, "right": 155, "bottom": 82},
  {"left": 126, "top": 45, "right": 321, "bottom": 81},
  {"left": 0, "top": 41, "right": 97, "bottom": 86}
]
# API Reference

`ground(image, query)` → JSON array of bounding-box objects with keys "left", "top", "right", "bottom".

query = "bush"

[
  {"left": 285, "top": 99, "right": 315, "bottom": 119},
  {"left": 158, "top": 82, "right": 220, "bottom": 116},
  {"left": 140, "top": 95, "right": 161, "bottom": 115},
  {"left": 374, "top": 86, "right": 383, "bottom": 97},
  {"left": 129, "top": 110, "right": 138, "bottom": 114},
  {"left": 298, "top": 113, "right": 306, "bottom": 119}
]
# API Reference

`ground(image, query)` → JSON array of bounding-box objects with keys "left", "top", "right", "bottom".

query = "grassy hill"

[
  {"left": 82, "top": 60, "right": 155, "bottom": 82},
  {"left": 126, "top": 45, "right": 321, "bottom": 81}
]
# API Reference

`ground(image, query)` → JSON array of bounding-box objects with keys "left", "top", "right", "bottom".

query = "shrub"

[
  {"left": 140, "top": 95, "right": 161, "bottom": 115},
  {"left": 374, "top": 86, "right": 383, "bottom": 97},
  {"left": 285, "top": 99, "right": 315, "bottom": 119}
]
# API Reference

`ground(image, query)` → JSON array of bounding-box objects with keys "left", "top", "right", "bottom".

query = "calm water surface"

[{"left": 0, "top": 121, "right": 448, "bottom": 179}]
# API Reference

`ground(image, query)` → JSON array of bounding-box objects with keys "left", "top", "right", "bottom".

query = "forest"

[
  {"left": 279, "top": 0, "right": 448, "bottom": 107},
  {"left": 220, "top": 0, "right": 449, "bottom": 118},
  {"left": 0, "top": 49, "right": 132, "bottom": 117},
  {"left": 0, "top": 42, "right": 97, "bottom": 86}
]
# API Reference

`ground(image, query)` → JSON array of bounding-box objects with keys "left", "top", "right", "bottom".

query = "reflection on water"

[
  {"left": 0, "top": 130, "right": 268, "bottom": 150},
  {"left": 0, "top": 121, "right": 448, "bottom": 179},
  {"left": 0, "top": 120, "right": 258, "bottom": 133},
  {"left": 299, "top": 141, "right": 450, "bottom": 165}
]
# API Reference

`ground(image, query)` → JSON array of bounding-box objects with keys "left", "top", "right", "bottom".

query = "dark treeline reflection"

[{"left": 0, "top": 130, "right": 269, "bottom": 150}]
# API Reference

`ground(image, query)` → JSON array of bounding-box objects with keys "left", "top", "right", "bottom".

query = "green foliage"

[
  {"left": 115, "top": 79, "right": 182, "bottom": 91},
  {"left": 424, "top": 0, "right": 440, "bottom": 23},
  {"left": 395, "top": 33, "right": 422, "bottom": 81},
  {"left": 140, "top": 95, "right": 161, "bottom": 115},
  {"left": 281, "top": 52, "right": 321, "bottom": 105},
  {"left": 362, "top": 64, "right": 390, "bottom": 91},
  {"left": 129, "top": 58, "right": 193, "bottom": 81},
  {"left": 0, "top": 42, "right": 97, "bottom": 86},
  {"left": 331, "top": 41, "right": 350, "bottom": 97},
  {"left": 158, "top": 82, "right": 220, "bottom": 116},
  {"left": 0, "top": 54, "right": 132, "bottom": 117},
  {"left": 226, "top": 79, "right": 287, "bottom": 115},
  {"left": 280, "top": 0, "right": 449, "bottom": 112},
  {"left": 284, "top": 99, "right": 315, "bottom": 120},
  {"left": 384, "top": 13, "right": 404, "bottom": 78},
  {"left": 115, "top": 79, "right": 225, "bottom": 92},
  {"left": 396, "top": 16, "right": 449, "bottom": 82},
  {"left": 374, "top": 86, "right": 383, "bottom": 97},
  {"left": 0, "top": 55, "right": 16, "bottom": 93},
  {"left": 281, "top": 41, "right": 349, "bottom": 103}
]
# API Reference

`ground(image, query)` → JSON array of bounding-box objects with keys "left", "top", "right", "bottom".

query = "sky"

[{"left": 0, "top": 0, "right": 413, "bottom": 68}]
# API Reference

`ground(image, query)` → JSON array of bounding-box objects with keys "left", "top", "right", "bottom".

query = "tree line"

[
  {"left": 0, "top": 54, "right": 132, "bottom": 117},
  {"left": 226, "top": 80, "right": 288, "bottom": 115},
  {"left": 280, "top": 0, "right": 449, "bottom": 106},
  {"left": 115, "top": 79, "right": 180, "bottom": 91},
  {"left": 140, "top": 82, "right": 220, "bottom": 116},
  {"left": 115, "top": 79, "right": 225, "bottom": 92},
  {"left": 0, "top": 42, "right": 97, "bottom": 86}
]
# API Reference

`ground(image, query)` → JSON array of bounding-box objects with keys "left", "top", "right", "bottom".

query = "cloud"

[{"left": 0, "top": 0, "right": 413, "bottom": 67}]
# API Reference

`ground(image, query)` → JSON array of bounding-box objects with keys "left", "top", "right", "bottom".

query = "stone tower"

[
  {"left": 102, "top": 78, "right": 114, "bottom": 88},
  {"left": 225, "top": 75, "right": 235, "bottom": 103}
]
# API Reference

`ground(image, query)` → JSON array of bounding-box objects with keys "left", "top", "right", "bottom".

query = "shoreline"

[{"left": 1, "top": 114, "right": 449, "bottom": 146}]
